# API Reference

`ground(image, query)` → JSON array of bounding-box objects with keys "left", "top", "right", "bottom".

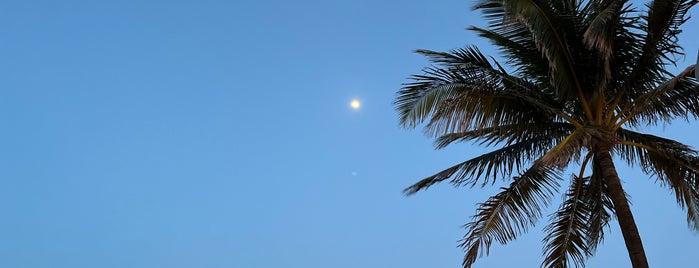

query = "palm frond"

[
  {"left": 460, "top": 164, "right": 562, "bottom": 268},
  {"left": 542, "top": 152, "right": 619, "bottom": 268},
  {"left": 396, "top": 46, "right": 576, "bottom": 136},
  {"left": 423, "top": 88, "right": 554, "bottom": 136},
  {"left": 582, "top": 0, "right": 627, "bottom": 56},
  {"left": 616, "top": 128, "right": 699, "bottom": 230},
  {"left": 395, "top": 68, "right": 472, "bottom": 129},
  {"left": 474, "top": 0, "right": 586, "bottom": 108},
  {"left": 618, "top": 65, "right": 699, "bottom": 127},
  {"left": 403, "top": 135, "right": 560, "bottom": 195},
  {"left": 415, "top": 47, "right": 495, "bottom": 70},
  {"left": 643, "top": 0, "right": 697, "bottom": 60},
  {"left": 616, "top": 128, "right": 699, "bottom": 171},
  {"left": 643, "top": 150, "right": 699, "bottom": 231},
  {"left": 627, "top": 0, "right": 698, "bottom": 93},
  {"left": 395, "top": 46, "right": 560, "bottom": 133},
  {"left": 581, "top": 0, "right": 628, "bottom": 92},
  {"left": 433, "top": 122, "right": 575, "bottom": 149},
  {"left": 542, "top": 175, "right": 590, "bottom": 268},
  {"left": 582, "top": 157, "right": 615, "bottom": 253},
  {"left": 467, "top": 24, "right": 548, "bottom": 81}
]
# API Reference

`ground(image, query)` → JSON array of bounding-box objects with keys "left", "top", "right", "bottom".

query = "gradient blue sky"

[{"left": 1, "top": 0, "right": 698, "bottom": 267}]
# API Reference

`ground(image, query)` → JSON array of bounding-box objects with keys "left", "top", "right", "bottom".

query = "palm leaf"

[
  {"left": 395, "top": 46, "right": 545, "bottom": 131},
  {"left": 582, "top": 157, "right": 615, "bottom": 253},
  {"left": 460, "top": 164, "right": 562, "bottom": 268},
  {"left": 616, "top": 128, "right": 699, "bottom": 230},
  {"left": 618, "top": 65, "right": 699, "bottom": 127},
  {"left": 423, "top": 85, "right": 566, "bottom": 135},
  {"left": 403, "top": 135, "right": 560, "bottom": 195},
  {"left": 627, "top": 0, "right": 698, "bottom": 93},
  {"left": 396, "top": 46, "right": 575, "bottom": 136},
  {"left": 433, "top": 122, "right": 575, "bottom": 149},
  {"left": 467, "top": 24, "right": 548, "bottom": 80},
  {"left": 542, "top": 175, "right": 590, "bottom": 268},
  {"left": 542, "top": 153, "right": 618, "bottom": 268},
  {"left": 582, "top": 0, "right": 627, "bottom": 57},
  {"left": 395, "top": 68, "right": 472, "bottom": 129},
  {"left": 581, "top": 0, "right": 629, "bottom": 92},
  {"left": 474, "top": 0, "right": 585, "bottom": 106}
]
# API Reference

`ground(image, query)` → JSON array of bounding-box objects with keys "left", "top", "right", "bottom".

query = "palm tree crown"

[{"left": 395, "top": 1, "right": 699, "bottom": 267}]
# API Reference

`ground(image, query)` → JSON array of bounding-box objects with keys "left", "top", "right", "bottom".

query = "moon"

[{"left": 350, "top": 99, "right": 361, "bottom": 109}]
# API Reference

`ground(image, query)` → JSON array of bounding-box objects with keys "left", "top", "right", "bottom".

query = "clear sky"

[{"left": 1, "top": 0, "right": 698, "bottom": 267}]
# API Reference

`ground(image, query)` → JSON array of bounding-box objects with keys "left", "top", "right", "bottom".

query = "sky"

[{"left": 1, "top": 0, "right": 698, "bottom": 267}]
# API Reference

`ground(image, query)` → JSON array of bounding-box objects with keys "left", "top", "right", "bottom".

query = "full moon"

[{"left": 350, "top": 99, "right": 361, "bottom": 109}]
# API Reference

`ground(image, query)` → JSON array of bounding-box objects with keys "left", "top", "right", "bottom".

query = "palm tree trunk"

[{"left": 595, "top": 150, "right": 649, "bottom": 268}]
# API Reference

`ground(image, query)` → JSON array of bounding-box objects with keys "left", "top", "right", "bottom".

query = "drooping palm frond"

[
  {"left": 548, "top": 0, "right": 578, "bottom": 14},
  {"left": 616, "top": 128, "right": 699, "bottom": 173},
  {"left": 460, "top": 164, "right": 562, "bottom": 268},
  {"left": 582, "top": 157, "right": 615, "bottom": 254},
  {"left": 617, "top": 65, "right": 699, "bottom": 127},
  {"left": 543, "top": 175, "right": 591, "bottom": 268},
  {"left": 627, "top": 0, "right": 698, "bottom": 93},
  {"left": 405, "top": 122, "right": 597, "bottom": 195},
  {"left": 403, "top": 135, "right": 559, "bottom": 194},
  {"left": 616, "top": 128, "right": 699, "bottom": 230},
  {"left": 417, "top": 48, "right": 560, "bottom": 106},
  {"left": 542, "top": 153, "right": 617, "bottom": 268},
  {"left": 642, "top": 150, "right": 699, "bottom": 231}
]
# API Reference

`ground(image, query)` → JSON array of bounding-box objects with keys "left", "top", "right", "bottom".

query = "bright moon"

[{"left": 350, "top": 99, "right": 361, "bottom": 109}]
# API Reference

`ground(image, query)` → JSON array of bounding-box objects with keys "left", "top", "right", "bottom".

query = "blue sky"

[{"left": 1, "top": 0, "right": 698, "bottom": 267}]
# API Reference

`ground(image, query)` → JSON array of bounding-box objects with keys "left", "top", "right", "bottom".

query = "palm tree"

[{"left": 395, "top": 1, "right": 699, "bottom": 267}]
